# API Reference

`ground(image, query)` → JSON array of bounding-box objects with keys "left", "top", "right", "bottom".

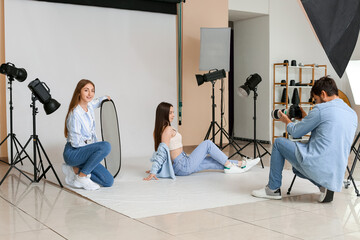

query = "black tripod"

[
  {"left": 344, "top": 131, "right": 360, "bottom": 196},
  {"left": 204, "top": 79, "right": 246, "bottom": 158},
  {"left": 0, "top": 76, "right": 33, "bottom": 185},
  {"left": 229, "top": 88, "right": 270, "bottom": 167},
  {"left": 15, "top": 95, "right": 63, "bottom": 187}
]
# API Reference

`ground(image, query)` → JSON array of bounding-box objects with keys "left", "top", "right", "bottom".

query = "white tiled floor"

[{"left": 0, "top": 142, "right": 360, "bottom": 240}]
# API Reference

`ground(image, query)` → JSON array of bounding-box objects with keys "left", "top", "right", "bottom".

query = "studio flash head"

[
  {"left": 0, "top": 62, "right": 27, "bottom": 82},
  {"left": 195, "top": 69, "right": 226, "bottom": 86},
  {"left": 237, "top": 73, "right": 262, "bottom": 97},
  {"left": 28, "top": 78, "right": 61, "bottom": 115}
]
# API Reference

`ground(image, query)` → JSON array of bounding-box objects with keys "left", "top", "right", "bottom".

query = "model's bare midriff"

[{"left": 170, "top": 147, "right": 183, "bottom": 161}]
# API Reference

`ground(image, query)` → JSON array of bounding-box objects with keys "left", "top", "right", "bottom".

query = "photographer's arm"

[{"left": 286, "top": 108, "right": 321, "bottom": 138}]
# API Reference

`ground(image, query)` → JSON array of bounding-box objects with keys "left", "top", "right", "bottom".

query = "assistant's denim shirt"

[
  {"left": 287, "top": 99, "right": 357, "bottom": 191},
  {"left": 150, "top": 143, "right": 176, "bottom": 179},
  {"left": 66, "top": 96, "right": 107, "bottom": 148}
]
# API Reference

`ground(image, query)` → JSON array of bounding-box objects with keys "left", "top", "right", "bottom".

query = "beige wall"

[
  {"left": 0, "top": 0, "right": 7, "bottom": 159},
  {"left": 180, "top": 0, "right": 229, "bottom": 146}
]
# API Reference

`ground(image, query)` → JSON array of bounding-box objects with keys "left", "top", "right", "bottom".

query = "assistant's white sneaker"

[
  {"left": 62, "top": 164, "right": 76, "bottom": 187},
  {"left": 241, "top": 157, "right": 261, "bottom": 173},
  {"left": 73, "top": 174, "right": 100, "bottom": 191}
]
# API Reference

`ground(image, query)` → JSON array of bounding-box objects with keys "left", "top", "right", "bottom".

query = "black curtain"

[
  {"left": 35, "top": 0, "right": 183, "bottom": 14},
  {"left": 300, "top": 0, "right": 360, "bottom": 78}
]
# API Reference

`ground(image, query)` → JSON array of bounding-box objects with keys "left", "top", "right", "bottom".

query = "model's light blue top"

[
  {"left": 287, "top": 98, "right": 357, "bottom": 191},
  {"left": 66, "top": 96, "right": 107, "bottom": 148},
  {"left": 150, "top": 143, "right": 176, "bottom": 179}
]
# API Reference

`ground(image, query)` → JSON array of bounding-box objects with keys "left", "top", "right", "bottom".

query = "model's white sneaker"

[
  {"left": 73, "top": 175, "right": 100, "bottom": 191},
  {"left": 224, "top": 163, "right": 245, "bottom": 174},
  {"left": 62, "top": 164, "right": 76, "bottom": 187},
  {"left": 252, "top": 185, "right": 282, "bottom": 200},
  {"left": 241, "top": 157, "right": 261, "bottom": 173}
]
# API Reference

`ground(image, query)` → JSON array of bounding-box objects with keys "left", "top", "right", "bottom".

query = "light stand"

[
  {"left": 232, "top": 73, "right": 271, "bottom": 167},
  {"left": 230, "top": 87, "right": 270, "bottom": 167},
  {"left": 18, "top": 95, "right": 63, "bottom": 187},
  {"left": 344, "top": 131, "right": 360, "bottom": 196},
  {"left": 0, "top": 76, "right": 33, "bottom": 185},
  {"left": 204, "top": 78, "right": 247, "bottom": 158}
]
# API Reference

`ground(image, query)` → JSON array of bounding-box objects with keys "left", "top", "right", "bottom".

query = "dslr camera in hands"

[{"left": 271, "top": 105, "right": 302, "bottom": 120}]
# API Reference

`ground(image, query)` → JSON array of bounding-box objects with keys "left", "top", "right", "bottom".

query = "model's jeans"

[
  {"left": 63, "top": 142, "right": 114, "bottom": 187},
  {"left": 172, "top": 140, "right": 237, "bottom": 176},
  {"left": 268, "top": 137, "right": 321, "bottom": 190}
]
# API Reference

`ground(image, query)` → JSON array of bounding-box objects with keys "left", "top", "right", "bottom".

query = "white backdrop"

[{"left": 4, "top": 0, "right": 177, "bottom": 171}]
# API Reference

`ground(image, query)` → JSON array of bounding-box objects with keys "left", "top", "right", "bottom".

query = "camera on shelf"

[{"left": 271, "top": 105, "right": 302, "bottom": 120}]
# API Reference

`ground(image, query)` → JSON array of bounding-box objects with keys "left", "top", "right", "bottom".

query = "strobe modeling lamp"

[
  {"left": 237, "top": 73, "right": 262, "bottom": 97},
  {"left": 196, "top": 69, "right": 226, "bottom": 86},
  {"left": 0, "top": 62, "right": 27, "bottom": 82},
  {"left": 28, "top": 79, "right": 61, "bottom": 115}
]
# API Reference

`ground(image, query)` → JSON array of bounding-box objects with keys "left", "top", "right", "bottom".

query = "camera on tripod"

[{"left": 271, "top": 105, "right": 302, "bottom": 120}]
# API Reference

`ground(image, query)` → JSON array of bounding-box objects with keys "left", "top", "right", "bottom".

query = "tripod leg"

[
  {"left": 0, "top": 134, "right": 10, "bottom": 146},
  {"left": 0, "top": 134, "right": 11, "bottom": 164},
  {"left": 204, "top": 123, "right": 213, "bottom": 141},
  {"left": 13, "top": 136, "right": 33, "bottom": 166},
  {"left": 347, "top": 144, "right": 360, "bottom": 181},
  {"left": 0, "top": 166, "right": 14, "bottom": 185},
  {"left": 254, "top": 141, "right": 264, "bottom": 168},
  {"left": 35, "top": 141, "right": 47, "bottom": 181},
  {"left": 257, "top": 141, "right": 271, "bottom": 156},
  {"left": 36, "top": 139, "right": 63, "bottom": 187},
  {"left": 287, "top": 175, "right": 297, "bottom": 195}
]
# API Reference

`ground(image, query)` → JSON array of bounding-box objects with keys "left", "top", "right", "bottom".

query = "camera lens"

[{"left": 271, "top": 109, "right": 286, "bottom": 119}]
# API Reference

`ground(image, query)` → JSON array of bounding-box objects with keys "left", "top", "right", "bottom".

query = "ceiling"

[{"left": 229, "top": 10, "right": 267, "bottom": 22}]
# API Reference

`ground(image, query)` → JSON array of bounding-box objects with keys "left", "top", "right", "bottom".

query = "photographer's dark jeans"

[
  {"left": 268, "top": 138, "right": 321, "bottom": 190},
  {"left": 63, "top": 142, "right": 114, "bottom": 187}
]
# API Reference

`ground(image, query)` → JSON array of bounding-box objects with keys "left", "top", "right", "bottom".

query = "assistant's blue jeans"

[
  {"left": 172, "top": 140, "right": 237, "bottom": 176},
  {"left": 268, "top": 138, "right": 321, "bottom": 190},
  {"left": 63, "top": 142, "right": 114, "bottom": 187}
]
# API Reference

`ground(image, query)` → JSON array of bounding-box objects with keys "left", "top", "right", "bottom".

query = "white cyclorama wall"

[
  {"left": 4, "top": 0, "right": 177, "bottom": 168},
  {"left": 233, "top": 16, "right": 270, "bottom": 141}
]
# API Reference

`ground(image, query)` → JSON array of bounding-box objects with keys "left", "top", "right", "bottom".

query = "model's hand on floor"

[
  {"left": 143, "top": 173, "right": 158, "bottom": 181},
  {"left": 145, "top": 170, "right": 150, "bottom": 173}
]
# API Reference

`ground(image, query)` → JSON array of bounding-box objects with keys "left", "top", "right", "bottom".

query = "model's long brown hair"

[
  {"left": 154, "top": 102, "right": 172, "bottom": 151},
  {"left": 64, "top": 79, "right": 95, "bottom": 138}
]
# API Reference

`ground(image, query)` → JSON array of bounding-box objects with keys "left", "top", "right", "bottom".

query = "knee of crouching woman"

[
  {"left": 103, "top": 176, "right": 114, "bottom": 187},
  {"left": 101, "top": 141, "right": 112, "bottom": 155}
]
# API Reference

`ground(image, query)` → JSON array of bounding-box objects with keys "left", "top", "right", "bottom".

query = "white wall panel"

[{"left": 4, "top": 0, "right": 177, "bottom": 170}]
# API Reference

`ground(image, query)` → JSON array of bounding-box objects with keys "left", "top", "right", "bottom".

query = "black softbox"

[{"left": 300, "top": 0, "right": 360, "bottom": 78}]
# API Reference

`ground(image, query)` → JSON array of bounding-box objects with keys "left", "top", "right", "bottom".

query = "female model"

[
  {"left": 144, "top": 102, "right": 260, "bottom": 180},
  {"left": 62, "top": 79, "right": 114, "bottom": 190}
]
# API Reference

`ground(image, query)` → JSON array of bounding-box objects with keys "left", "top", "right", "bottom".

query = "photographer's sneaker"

[
  {"left": 62, "top": 164, "right": 76, "bottom": 187},
  {"left": 319, "top": 187, "right": 334, "bottom": 203},
  {"left": 73, "top": 175, "right": 100, "bottom": 191},
  {"left": 241, "top": 157, "right": 261, "bottom": 172},
  {"left": 252, "top": 185, "right": 282, "bottom": 200},
  {"left": 224, "top": 162, "right": 245, "bottom": 174}
]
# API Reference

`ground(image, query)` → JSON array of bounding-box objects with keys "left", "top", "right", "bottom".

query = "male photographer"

[{"left": 252, "top": 76, "right": 357, "bottom": 203}]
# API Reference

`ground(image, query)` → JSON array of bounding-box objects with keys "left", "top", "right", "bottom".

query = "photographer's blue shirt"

[
  {"left": 287, "top": 98, "right": 357, "bottom": 191},
  {"left": 66, "top": 96, "right": 107, "bottom": 148}
]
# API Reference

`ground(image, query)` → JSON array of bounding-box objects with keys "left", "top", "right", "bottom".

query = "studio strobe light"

[
  {"left": 28, "top": 79, "right": 61, "bottom": 115},
  {"left": 230, "top": 73, "right": 271, "bottom": 166},
  {"left": 21, "top": 78, "right": 63, "bottom": 186},
  {"left": 0, "top": 62, "right": 27, "bottom": 82}
]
